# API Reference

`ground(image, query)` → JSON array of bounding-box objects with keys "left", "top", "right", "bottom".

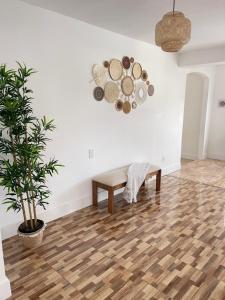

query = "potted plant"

[{"left": 0, "top": 63, "right": 62, "bottom": 248}]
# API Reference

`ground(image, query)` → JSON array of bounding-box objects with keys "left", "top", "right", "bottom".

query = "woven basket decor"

[
  {"left": 92, "top": 64, "right": 108, "bottom": 88},
  {"left": 109, "top": 59, "right": 123, "bottom": 81},
  {"left": 123, "top": 101, "right": 131, "bottom": 114},
  {"left": 92, "top": 56, "right": 155, "bottom": 114},
  {"left": 121, "top": 76, "right": 134, "bottom": 96},
  {"left": 104, "top": 81, "right": 119, "bottom": 103},
  {"left": 135, "top": 82, "right": 148, "bottom": 105}
]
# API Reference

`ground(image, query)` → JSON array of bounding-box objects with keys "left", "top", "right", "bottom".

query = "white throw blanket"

[{"left": 123, "top": 162, "right": 151, "bottom": 203}]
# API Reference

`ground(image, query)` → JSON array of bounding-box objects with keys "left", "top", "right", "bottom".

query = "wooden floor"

[
  {"left": 174, "top": 159, "right": 225, "bottom": 189},
  {"left": 181, "top": 158, "right": 193, "bottom": 166},
  {"left": 3, "top": 160, "right": 225, "bottom": 299}
]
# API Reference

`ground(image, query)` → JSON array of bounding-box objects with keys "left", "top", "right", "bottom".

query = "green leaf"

[{"left": 0, "top": 63, "right": 62, "bottom": 219}]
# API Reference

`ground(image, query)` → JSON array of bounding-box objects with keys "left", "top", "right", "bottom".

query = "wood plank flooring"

[
  {"left": 173, "top": 159, "right": 225, "bottom": 189},
  {"left": 3, "top": 165, "right": 225, "bottom": 299}
]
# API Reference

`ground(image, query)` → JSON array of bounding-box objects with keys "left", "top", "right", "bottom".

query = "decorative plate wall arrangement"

[{"left": 92, "top": 56, "right": 155, "bottom": 114}]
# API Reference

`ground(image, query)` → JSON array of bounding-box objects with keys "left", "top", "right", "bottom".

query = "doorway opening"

[{"left": 181, "top": 72, "right": 210, "bottom": 164}]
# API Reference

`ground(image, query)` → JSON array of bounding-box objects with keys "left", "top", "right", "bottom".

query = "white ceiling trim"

[{"left": 178, "top": 45, "right": 225, "bottom": 67}]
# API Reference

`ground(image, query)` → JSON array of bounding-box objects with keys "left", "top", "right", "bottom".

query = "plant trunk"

[
  {"left": 31, "top": 194, "right": 37, "bottom": 227},
  {"left": 10, "top": 132, "right": 28, "bottom": 228},
  {"left": 25, "top": 129, "right": 37, "bottom": 227},
  {"left": 21, "top": 202, "right": 28, "bottom": 228},
  {"left": 26, "top": 193, "right": 34, "bottom": 230}
]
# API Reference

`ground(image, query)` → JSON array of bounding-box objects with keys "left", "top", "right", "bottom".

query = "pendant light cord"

[{"left": 173, "top": 0, "right": 176, "bottom": 14}]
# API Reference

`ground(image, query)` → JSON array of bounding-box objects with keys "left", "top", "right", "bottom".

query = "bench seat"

[
  {"left": 93, "top": 166, "right": 129, "bottom": 187},
  {"left": 92, "top": 164, "right": 161, "bottom": 213}
]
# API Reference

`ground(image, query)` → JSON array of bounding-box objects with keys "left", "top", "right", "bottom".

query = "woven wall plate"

[
  {"left": 121, "top": 76, "right": 134, "bottom": 96},
  {"left": 122, "top": 56, "right": 130, "bottom": 69},
  {"left": 135, "top": 82, "right": 147, "bottom": 105},
  {"left": 104, "top": 81, "right": 119, "bottom": 103},
  {"left": 132, "top": 101, "right": 137, "bottom": 109},
  {"left": 132, "top": 63, "right": 142, "bottom": 80},
  {"left": 109, "top": 59, "right": 123, "bottom": 81},
  {"left": 93, "top": 86, "right": 104, "bottom": 101},
  {"left": 123, "top": 101, "right": 131, "bottom": 114},
  {"left": 141, "top": 70, "right": 148, "bottom": 81},
  {"left": 92, "top": 64, "right": 108, "bottom": 88},
  {"left": 148, "top": 84, "right": 155, "bottom": 96},
  {"left": 115, "top": 100, "right": 123, "bottom": 111},
  {"left": 103, "top": 61, "right": 109, "bottom": 68}
]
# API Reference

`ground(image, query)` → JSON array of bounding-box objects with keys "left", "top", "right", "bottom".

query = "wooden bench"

[{"left": 92, "top": 165, "right": 161, "bottom": 213}]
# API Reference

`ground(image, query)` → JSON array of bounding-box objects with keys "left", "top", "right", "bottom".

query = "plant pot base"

[{"left": 18, "top": 219, "right": 46, "bottom": 249}]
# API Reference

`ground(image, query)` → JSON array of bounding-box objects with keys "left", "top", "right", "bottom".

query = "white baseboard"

[
  {"left": 162, "top": 163, "right": 181, "bottom": 175},
  {"left": 1, "top": 162, "right": 181, "bottom": 240},
  {"left": 181, "top": 153, "right": 199, "bottom": 160},
  {"left": 2, "top": 194, "right": 92, "bottom": 239},
  {"left": 0, "top": 276, "right": 11, "bottom": 300},
  {"left": 1, "top": 190, "right": 123, "bottom": 240},
  {"left": 207, "top": 153, "right": 225, "bottom": 161}
]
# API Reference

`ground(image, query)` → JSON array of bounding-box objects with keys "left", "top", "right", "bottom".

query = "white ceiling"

[{"left": 21, "top": 0, "right": 225, "bottom": 51}]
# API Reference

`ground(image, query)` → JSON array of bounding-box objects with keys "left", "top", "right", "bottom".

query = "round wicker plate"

[
  {"left": 141, "top": 70, "right": 148, "bottom": 81},
  {"left": 132, "top": 101, "right": 137, "bottom": 109},
  {"left": 121, "top": 76, "right": 134, "bottom": 96},
  {"left": 148, "top": 84, "right": 154, "bottom": 96},
  {"left": 115, "top": 100, "right": 123, "bottom": 111},
  {"left": 109, "top": 59, "right": 123, "bottom": 81},
  {"left": 93, "top": 86, "right": 104, "bottom": 101},
  {"left": 132, "top": 63, "right": 142, "bottom": 80},
  {"left": 123, "top": 101, "right": 131, "bottom": 114},
  {"left": 92, "top": 64, "right": 108, "bottom": 88},
  {"left": 104, "top": 81, "right": 119, "bottom": 103},
  {"left": 122, "top": 56, "right": 130, "bottom": 69},
  {"left": 135, "top": 82, "right": 147, "bottom": 105}
]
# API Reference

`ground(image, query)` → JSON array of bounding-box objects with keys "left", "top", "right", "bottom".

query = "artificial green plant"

[{"left": 0, "top": 63, "right": 61, "bottom": 231}]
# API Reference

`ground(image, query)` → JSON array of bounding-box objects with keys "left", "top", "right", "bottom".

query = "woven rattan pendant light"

[{"left": 155, "top": 0, "right": 191, "bottom": 52}]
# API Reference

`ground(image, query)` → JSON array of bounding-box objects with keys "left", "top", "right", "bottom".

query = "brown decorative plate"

[
  {"left": 123, "top": 101, "right": 131, "bottom": 114},
  {"left": 122, "top": 56, "right": 130, "bottom": 69},
  {"left": 115, "top": 100, "right": 123, "bottom": 111},
  {"left": 148, "top": 84, "right": 154, "bottom": 96},
  {"left": 92, "top": 64, "right": 108, "bottom": 88},
  {"left": 132, "top": 62, "right": 142, "bottom": 80},
  {"left": 132, "top": 101, "right": 137, "bottom": 109},
  {"left": 103, "top": 61, "right": 109, "bottom": 68},
  {"left": 109, "top": 59, "right": 123, "bottom": 81},
  {"left": 141, "top": 70, "right": 148, "bottom": 81},
  {"left": 104, "top": 81, "right": 119, "bottom": 103},
  {"left": 121, "top": 76, "right": 134, "bottom": 96},
  {"left": 93, "top": 86, "right": 104, "bottom": 101}
]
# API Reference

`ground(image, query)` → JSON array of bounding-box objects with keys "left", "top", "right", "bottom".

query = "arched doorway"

[{"left": 181, "top": 72, "right": 210, "bottom": 160}]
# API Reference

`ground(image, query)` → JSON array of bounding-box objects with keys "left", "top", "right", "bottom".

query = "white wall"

[
  {"left": 179, "top": 65, "right": 216, "bottom": 161},
  {"left": 182, "top": 73, "right": 206, "bottom": 159},
  {"left": 181, "top": 73, "right": 211, "bottom": 160},
  {"left": 208, "top": 65, "right": 225, "bottom": 160},
  {"left": 178, "top": 45, "right": 225, "bottom": 67},
  {"left": 0, "top": 0, "right": 186, "bottom": 239},
  {"left": 0, "top": 232, "right": 11, "bottom": 300}
]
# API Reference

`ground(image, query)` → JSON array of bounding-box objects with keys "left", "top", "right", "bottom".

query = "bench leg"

[
  {"left": 92, "top": 181, "right": 98, "bottom": 207},
  {"left": 108, "top": 188, "right": 114, "bottom": 214},
  {"left": 156, "top": 169, "right": 161, "bottom": 192}
]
